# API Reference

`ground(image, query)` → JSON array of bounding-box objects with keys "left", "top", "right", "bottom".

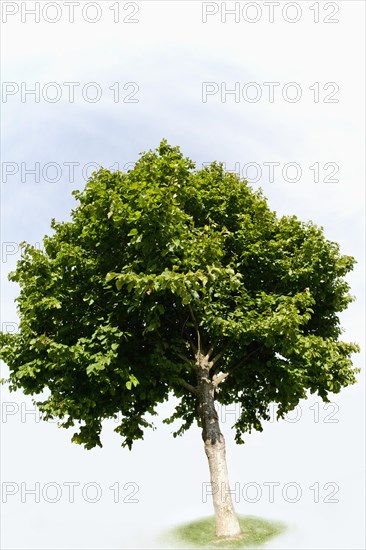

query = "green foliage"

[{"left": 0, "top": 140, "right": 359, "bottom": 449}]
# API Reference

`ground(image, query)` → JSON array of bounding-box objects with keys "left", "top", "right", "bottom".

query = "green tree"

[{"left": 0, "top": 141, "right": 359, "bottom": 539}]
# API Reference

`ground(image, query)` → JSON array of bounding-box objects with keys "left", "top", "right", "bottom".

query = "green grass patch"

[{"left": 165, "top": 515, "right": 286, "bottom": 549}]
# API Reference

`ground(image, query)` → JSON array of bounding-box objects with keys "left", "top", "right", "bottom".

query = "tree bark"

[{"left": 196, "top": 352, "right": 241, "bottom": 539}]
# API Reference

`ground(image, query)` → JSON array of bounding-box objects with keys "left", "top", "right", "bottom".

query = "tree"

[{"left": 0, "top": 141, "right": 359, "bottom": 539}]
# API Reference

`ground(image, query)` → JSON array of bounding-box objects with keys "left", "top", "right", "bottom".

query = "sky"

[{"left": 1, "top": 1, "right": 365, "bottom": 549}]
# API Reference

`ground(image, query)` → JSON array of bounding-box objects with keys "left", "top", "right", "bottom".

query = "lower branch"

[
  {"left": 212, "top": 372, "right": 229, "bottom": 387},
  {"left": 177, "top": 378, "right": 198, "bottom": 396}
]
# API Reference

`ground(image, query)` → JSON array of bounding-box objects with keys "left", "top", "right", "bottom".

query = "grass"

[{"left": 164, "top": 515, "right": 286, "bottom": 549}]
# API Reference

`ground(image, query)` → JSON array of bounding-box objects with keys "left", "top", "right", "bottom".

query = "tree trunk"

[{"left": 196, "top": 352, "right": 241, "bottom": 539}]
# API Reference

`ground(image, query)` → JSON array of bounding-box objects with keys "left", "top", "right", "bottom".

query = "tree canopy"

[{"left": 0, "top": 140, "right": 359, "bottom": 449}]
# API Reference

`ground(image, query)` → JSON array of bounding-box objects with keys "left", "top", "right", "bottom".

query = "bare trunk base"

[
  {"left": 196, "top": 351, "right": 241, "bottom": 539},
  {"left": 205, "top": 435, "right": 241, "bottom": 539}
]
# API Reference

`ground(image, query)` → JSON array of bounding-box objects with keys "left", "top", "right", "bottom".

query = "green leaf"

[{"left": 105, "top": 272, "right": 118, "bottom": 282}]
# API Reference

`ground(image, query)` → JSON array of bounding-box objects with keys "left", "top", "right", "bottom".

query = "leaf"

[
  {"left": 116, "top": 277, "right": 124, "bottom": 291},
  {"left": 106, "top": 272, "right": 118, "bottom": 282}
]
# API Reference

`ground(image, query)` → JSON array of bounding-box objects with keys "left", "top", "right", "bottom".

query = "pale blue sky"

[{"left": 1, "top": 2, "right": 365, "bottom": 548}]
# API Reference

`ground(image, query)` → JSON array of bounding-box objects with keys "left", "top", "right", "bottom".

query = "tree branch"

[
  {"left": 212, "top": 372, "right": 229, "bottom": 387},
  {"left": 188, "top": 304, "right": 201, "bottom": 355},
  {"left": 228, "top": 346, "right": 264, "bottom": 375},
  {"left": 187, "top": 336, "right": 198, "bottom": 355},
  {"left": 211, "top": 345, "right": 228, "bottom": 367},
  {"left": 175, "top": 307, "right": 197, "bottom": 355},
  {"left": 177, "top": 353, "right": 194, "bottom": 369},
  {"left": 177, "top": 378, "right": 198, "bottom": 396},
  {"left": 206, "top": 344, "right": 215, "bottom": 359},
  {"left": 212, "top": 347, "right": 263, "bottom": 389},
  {"left": 180, "top": 312, "right": 190, "bottom": 337}
]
